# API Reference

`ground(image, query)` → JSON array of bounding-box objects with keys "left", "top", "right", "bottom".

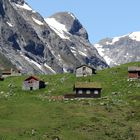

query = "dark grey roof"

[
  {"left": 76, "top": 64, "right": 96, "bottom": 70},
  {"left": 128, "top": 66, "right": 140, "bottom": 72}
]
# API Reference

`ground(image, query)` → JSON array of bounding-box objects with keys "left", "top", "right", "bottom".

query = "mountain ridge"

[{"left": 94, "top": 31, "right": 140, "bottom": 66}]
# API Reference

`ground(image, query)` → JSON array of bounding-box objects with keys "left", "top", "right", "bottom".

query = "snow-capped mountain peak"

[
  {"left": 105, "top": 31, "right": 140, "bottom": 45},
  {"left": 128, "top": 31, "right": 140, "bottom": 41},
  {"left": 95, "top": 31, "right": 140, "bottom": 67}
]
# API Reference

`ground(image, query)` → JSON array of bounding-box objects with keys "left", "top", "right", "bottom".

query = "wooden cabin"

[
  {"left": 128, "top": 67, "right": 140, "bottom": 79},
  {"left": 22, "top": 76, "right": 45, "bottom": 91},
  {"left": 75, "top": 64, "right": 96, "bottom": 77},
  {"left": 2, "top": 70, "right": 12, "bottom": 77},
  {"left": 73, "top": 82, "right": 102, "bottom": 98},
  {"left": 2, "top": 68, "right": 21, "bottom": 77}
]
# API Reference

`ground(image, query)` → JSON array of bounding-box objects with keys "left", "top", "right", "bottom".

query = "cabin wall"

[
  {"left": 33, "top": 81, "right": 40, "bottom": 90},
  {"left": 0, "top": 77, "right": 4, "bottom": 81},
  {"left": 128, "top": 72, "right": 139, "bottom": 79},
  {"left": 2, "top": 71, "right": 21, "bottom": 78},
  {"left": 75, "top": 88, "right": 101, "bottom": 98},
  {"left": 2, "top": 73, "right": 12, "bottom": 78},
  {"left": 39, "top": 81, "right": 45, "bottom": 89},
  {"left": 22, "top": 80, "right": 39, "bottom": 90},
  {"left": 76, "top": 66, "right": 93, "bottom": 77}
]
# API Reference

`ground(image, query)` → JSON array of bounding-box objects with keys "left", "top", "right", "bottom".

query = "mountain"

[
  {"left": 94, "top": 32, "right": 140, "bottom": 67},
  {"left": 0, "top": 52, "right": 16, "bottom": 70},
  {"left": 0, "top": 0, "right": 108, "bottom": 74}
]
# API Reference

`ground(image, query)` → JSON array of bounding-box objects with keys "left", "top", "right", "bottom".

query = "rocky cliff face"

[
  {"left": 94, "top": 32, "right": 140, "bottom": 67},
  {"left": 0, "top": 0, "right": 108, "bottom": 74}
]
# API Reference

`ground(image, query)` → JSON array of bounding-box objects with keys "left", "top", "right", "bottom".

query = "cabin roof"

[
  {"left": 24, "top": 76, "right": 40, "bottom": 81},
  {"left": 128, "top": 67, "right": 140, "bottom": 72},
  {"left": 74, "top": 82, "right": 101, "bottom": 89},
  {"left": 76, "top": 64, "right": 96, "bottom": 70},
  {"left": 2, "top": 70, "right": 11, "bottom": 74}
]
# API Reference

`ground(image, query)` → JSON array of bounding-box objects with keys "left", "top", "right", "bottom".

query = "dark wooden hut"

[
  {"left": 73, "top": 82, "right": 102, "bottom": 98},
  {"left": 2, "top": 70, "right": 12, "bottom": 77},
  {"left": 128, "top": 67, "right": 140, "bottom": 79}
]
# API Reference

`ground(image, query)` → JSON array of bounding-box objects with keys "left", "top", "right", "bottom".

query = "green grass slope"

[{"left": 0, "top": 62, "right": 140, "bottom": 140}]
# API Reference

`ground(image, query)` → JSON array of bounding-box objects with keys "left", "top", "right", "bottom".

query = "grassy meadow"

[{"left": 0, "top": 62, "right": 140, "bottom": 140}]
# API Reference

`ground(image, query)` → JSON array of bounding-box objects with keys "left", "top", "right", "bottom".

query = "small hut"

[
  {"left": 73, "top": 82, "right": 102, "bottom": 98},
  {"left": 2, "top": 69, "right": 12, "bottom": 77},
  {"left": 128, "top": 67, "right": 140, "bottom": 79},
  {"left": 2, "top": 68, "right": 21, "bottom": 77},
  {"left": 75, "top": 64, "right": 96, "bottom": 77},
  {"left": 22, "top": 76, "right": 45, "bottom": 90}
]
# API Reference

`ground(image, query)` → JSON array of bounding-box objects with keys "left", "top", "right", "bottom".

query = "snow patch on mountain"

[
  {"left": 6, "top": 22, "right": 13, "bottom": 27},
  {"left": 112, "top": 37, "right": 120, "bottom": 44},
  {"left": 45, "top": 18, "right": 70, "bottom": 40},
  {"left": 129, "top": 32, "right": 140, "bottom": 41},
  {"left": 44, "top": 63, "right": 56, "bottom": 74},
  {"left": 94, "top": 44, "right": 105, "bottom": 56},
  {"left": 63, "top": 67, "right": 68, "bottom": 73},
  {"left": 21, "top": 54, "right": 42, "bottom": 70},
  {"left": 70, "top": 47, "right": 77, "bottom": 56},
  {"left": 94, "top": 44, "right": 116, "bottom": 65},
  {"left": 15, "top": 3, "right": 32, "bottom": 11},
  {"left": 32, "top": 10, "right": 36, "bottom": 13},
  {"left": 68, "top": 12, "right": 76, "bottom": 20},
  {"left": 78, "top": 51, "right": 87, "bottom": 57},
  {"left": 105, "top": 32, "right": 140, "bottom": 45},
  {"left": 106, "top": 35, "right": 127, "bottom": 45},
  {"left": 57, "top": 54, "right": 63, "bottom": 62},
  {"left": 32, "top": 17, "right": 44, "bottom": 25}
]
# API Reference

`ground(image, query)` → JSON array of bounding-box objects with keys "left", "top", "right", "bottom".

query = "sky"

[{"left": 26, "top": 0, "right": 140, "bottom": 44}]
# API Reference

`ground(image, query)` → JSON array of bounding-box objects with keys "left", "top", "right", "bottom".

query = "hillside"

[{"left": 0, "top": 62, "right": 140, "bottom": 140}]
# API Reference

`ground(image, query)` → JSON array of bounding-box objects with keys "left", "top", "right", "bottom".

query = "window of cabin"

[
  {"left": 28, "top": 80, "right": 32, "bottom": 83},
  {"left": 86, "top": 90, "right": 91, "bottom": 94},
  {"left": 94, "top": 90, "right": 99, "bottom": 94},
  {"left": 78, "top": 90, "right": 83, "bottom": 94},
  {"left": 83, "top": 66, "right": 86, "bottom": 71}
]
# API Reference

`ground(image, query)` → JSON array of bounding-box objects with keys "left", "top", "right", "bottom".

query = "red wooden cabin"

[{"left": 22, "top": 76, "right": 45, "bottom": 90}]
